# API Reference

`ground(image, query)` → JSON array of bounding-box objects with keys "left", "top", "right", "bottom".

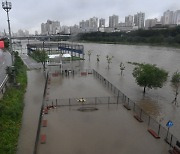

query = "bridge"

[{"left": 10, "top": 34, "right": 70, "bottom": 40}]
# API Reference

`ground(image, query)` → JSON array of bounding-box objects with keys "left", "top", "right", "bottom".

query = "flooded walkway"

[
  {"left": 36, "top": 72, "right": 170, "bottom": 154},
  {"left": 17, "top": 70, "right": 45, "bottom": 154}
]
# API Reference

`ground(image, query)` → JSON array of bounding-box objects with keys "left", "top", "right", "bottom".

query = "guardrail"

[
  {"left": 33, "top": 72, "right": 49, "bottom": 154},
  {"left": 0, "top": 75, "right": 8, "bottom": 94}
]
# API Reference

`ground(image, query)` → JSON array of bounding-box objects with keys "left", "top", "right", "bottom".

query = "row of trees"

[
  {"left": 87, "top": 52, "right": 180, "bottom": 105},
  {"left": 76, "top": 26, "right": 180, "bottom": 46}
]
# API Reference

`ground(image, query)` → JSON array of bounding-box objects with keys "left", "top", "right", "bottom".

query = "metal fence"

[
  {"left": 0, "top": 75, "right": 8, "bottom": 96},
  {"left": 45, "top": 96, "right": 121, "bottom": 107},
  {"left": 33, "top": 72, "right": 49, "bottom": 154},
  {"left": 93, "top": 69, "right": 180, "bottom": 150}
]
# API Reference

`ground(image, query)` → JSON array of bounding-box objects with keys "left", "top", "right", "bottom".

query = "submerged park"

[
  {"left": 21, "top": 41, "right": 180, "bottom": 154},
  {"left": 0, "top": 40, "right": 180, "bottom": 154}
]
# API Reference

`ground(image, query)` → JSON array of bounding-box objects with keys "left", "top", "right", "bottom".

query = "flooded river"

[
  {"left": 19, "top": 40, "right": 180, "bottom": 141},
  {"left": 78, "top": 43, "right": 180, "bottom": 139}
]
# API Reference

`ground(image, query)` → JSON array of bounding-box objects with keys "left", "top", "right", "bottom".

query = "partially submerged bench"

[
  {"left": 42, "top": 120, "right": 47, "bottom": 127},
  {"left": 123, "top": 104, "right": 131, "bottom": 110},
  {"left": 169, "top": 146, "right": 180, "bottom": 154},
  {"left": 41, "top": 134, "right": 46, "bottom": 144},
  {"left": 148, "top": 129, "right": 160, "bottom": 139},
  {"left": 134, "top": 115, "right": 143, "bottom": 122}
]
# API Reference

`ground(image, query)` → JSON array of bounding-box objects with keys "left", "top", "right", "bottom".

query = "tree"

[
  {"left": 132, "top": 64, "right": 168, "bottom": 94},
  {"left": 97, "top": 54, "right": 100, "bottom": 63},
  {"left": 120, "top": 62, "right": 125, "bottom": 76},
  {"left": 171, "top": 71, "right": 180, "bottom": 105},
  {"left": 106, "top": 55, "right": 113, "bottom": 69},
  {"left": 87, "top": 50, "right": 92, "bottom": 61},
  {"left": 35, "top": 49, "right": 48, "bottom": 71}
]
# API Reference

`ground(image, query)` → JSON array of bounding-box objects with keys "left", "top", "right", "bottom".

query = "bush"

[{"left": 0, "top": 52, "right": 27, "bottom": 154}]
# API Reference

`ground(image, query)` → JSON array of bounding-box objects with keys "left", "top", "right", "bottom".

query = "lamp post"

[{"left": 2, "top": 1, "right": 13, "bottom": 64}]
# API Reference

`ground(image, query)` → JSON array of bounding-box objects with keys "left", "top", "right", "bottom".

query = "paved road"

[{"left": 0, "top": 49, "right": 11, "bottom": 86}]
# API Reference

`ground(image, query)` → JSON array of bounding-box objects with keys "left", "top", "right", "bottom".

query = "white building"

[
  {"left": 70, "top": 25, "right": 80, "bottom": 34},
  {"left": 89, "top": 17, "right": 98, "bottom": 31},
  {"left": 41, "top": 20, "right": 60, "bottom": 35},
  {"left": 162, "top": 10, "right": 174, "bottom": 25},
  {"left": 79, "top": 17, "right": 98, "bottom": 32},
  {"left": 173, "top": 10, "right": 180, "bottom": 25},
  {"left": 134, "top": 12, "right": 145, "bottom": 29},
  {"left": 125, "top": 15, "right": 134, "bottom": 26},
  {"left": 109, "top": 15, "right": 119, "bottom": 28},
  {"left": 99, "top": 18, "right": 105, "bottom": 28},
  {"left": 145, "top": 18, "right": 158, "bottom": 29}
]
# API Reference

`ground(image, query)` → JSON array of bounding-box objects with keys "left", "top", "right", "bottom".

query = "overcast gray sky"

[{"left": 0, "top": 0, "right": 180, "bottom": 34}]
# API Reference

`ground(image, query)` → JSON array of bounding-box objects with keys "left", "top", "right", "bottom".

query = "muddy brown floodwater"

[
  {"left": 17, "top": 41, "right": 180, "bottom": 153},
  {"left": 77, "top": 43, "right": 180, "bottom": 139}
]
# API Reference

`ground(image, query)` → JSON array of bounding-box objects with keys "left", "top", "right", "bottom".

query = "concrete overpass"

[{"left": 11, "top": 34, "right": 70, "bottom": 40}]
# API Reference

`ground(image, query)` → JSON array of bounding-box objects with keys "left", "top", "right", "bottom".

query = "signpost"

[{"left": 165, "top": 120, "right": 174, "bottom": 143}]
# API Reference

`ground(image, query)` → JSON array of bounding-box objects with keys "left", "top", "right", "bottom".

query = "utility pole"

[{"left": 2, "top": 1, "right": 13, "bottom": 64}]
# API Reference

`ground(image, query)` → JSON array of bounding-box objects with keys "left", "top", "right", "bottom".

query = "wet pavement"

[{"left": 16, "top": 70, "right": 45, "bottom": 154}]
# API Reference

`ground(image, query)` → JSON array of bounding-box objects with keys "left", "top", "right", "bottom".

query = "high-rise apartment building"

[
  {"left": 162, "top": 10, "right": 173, "bottom": 25},
  {"left": 79, "top": 17, "right": 98, "bottom": 32},
  {"left": 41, "top": 20, "right": 60, "bottom": 35},
  {"left": 99, "top": 18, "right": 105, "bottom": 27},
  {"left": 125, "top": 15, "right": 134, "bottom": 26},
  {"left": 145, "top": 18, "right": 157, "bottom": 29},
  {"left": 134, "top": 12, "right": 145, "bottom": 29},
  {"left": 89, "top": 17, "right": 98, "bottom": 29},
  {"left": 173, "top": 10, "right": 180, "bottom": 25},
  {"left": 79, "top": 20, "right": 86, "bottom": 29},
  {"left": 109, "top": 15, "right": 119, "bottom": 28}
]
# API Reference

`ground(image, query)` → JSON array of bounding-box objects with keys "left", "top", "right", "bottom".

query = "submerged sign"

[{"left": 166, "top": 120, "right": 174, "bottom": 128}]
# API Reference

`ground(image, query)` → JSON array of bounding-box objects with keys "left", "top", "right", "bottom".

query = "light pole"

[{"left": 2, "top": 1, "right": 13, "bottom": 64}]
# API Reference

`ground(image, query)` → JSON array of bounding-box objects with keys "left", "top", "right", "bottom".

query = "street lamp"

[{"left": 2, "top": 1, "right": 13, "bottom": 64}]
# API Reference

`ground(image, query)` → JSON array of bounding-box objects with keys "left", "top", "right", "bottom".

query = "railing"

[
  {"left": 45, "top": 96, "right": 121, "bottom": 107},
  {"left": 33, "top": 72, "right": 49, "bottom": 154},
  {"left": 93, "top": 69, "right": 180, "bottom": 149},
  {"left": 0, "top": 75, "right": 8, "bottom": 95}
]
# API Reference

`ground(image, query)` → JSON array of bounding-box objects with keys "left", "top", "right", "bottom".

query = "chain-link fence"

[{"left": 93, "top": 69, "right": 180, "bottom": 150}]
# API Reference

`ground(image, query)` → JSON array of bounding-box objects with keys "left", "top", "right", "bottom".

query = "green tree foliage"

[
  {"left": 171, "top": 71, "right": 180, "bottom": 105},
  {"left": 132, "top": 64, "right": 168, "bottom": 93},
  {"left": 76, "top": 26, "right": 180, "bottom": 46},
  {"left": 29, "top": 50, "right": 48, "bottom": 71}
]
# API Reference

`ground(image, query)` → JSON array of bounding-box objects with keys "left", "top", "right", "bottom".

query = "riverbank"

[
  {"left": 74, "top": 40, "right": 180, "bottom": 49},
  {"left": 0, "top": 52, "right": 27, "bottom": 154}
]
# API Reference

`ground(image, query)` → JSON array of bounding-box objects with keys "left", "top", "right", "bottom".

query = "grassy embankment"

[{"left": 0, "top": 52, "right": 27, "bottom": 154}]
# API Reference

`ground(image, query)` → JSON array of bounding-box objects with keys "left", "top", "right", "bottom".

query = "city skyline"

[{"left": 0, "top": 0, "right": 180, "bottom": 33}]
